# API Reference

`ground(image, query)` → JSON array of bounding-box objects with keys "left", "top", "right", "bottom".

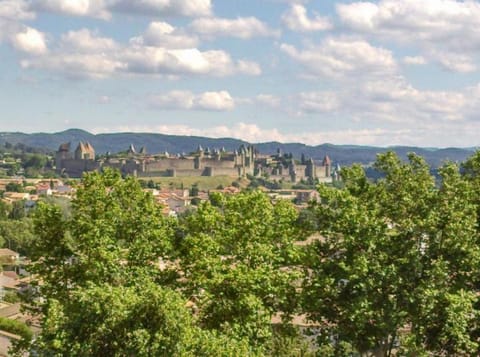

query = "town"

[{"left": 1, "top": 141, "right": 339, "bottom": 215}]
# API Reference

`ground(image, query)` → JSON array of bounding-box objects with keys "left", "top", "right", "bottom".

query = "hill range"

[{"left": 0, "top": 129, "right": 477, "bottom": 167}]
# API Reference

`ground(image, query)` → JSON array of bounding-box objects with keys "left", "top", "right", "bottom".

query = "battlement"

[{"left": 55, "top": 143, "right": 333, "bottom": 182}]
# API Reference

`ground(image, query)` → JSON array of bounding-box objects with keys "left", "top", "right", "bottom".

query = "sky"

[{"left": 1, "top": 0, "right": 480, "bottom": 147}]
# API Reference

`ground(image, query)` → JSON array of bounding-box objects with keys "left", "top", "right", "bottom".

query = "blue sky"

[{"left": 1, "top": 0, "right": 480, "bottom": 147}]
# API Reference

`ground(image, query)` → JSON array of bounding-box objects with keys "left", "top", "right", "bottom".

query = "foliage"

[
  {"left": 23, "top": 151, "right": 480, "bottom": 355},
  {"left": 0, "top": 316, "right": 33, "bottom": 352},
  {"left": 0, "top": 218, "right": 35, "bottom": 255},
  {"left": 178, "top": 191, "right": 305, "bottom": 350},
  {"left": 8, "top": 200, "right": 26, "bottom": 220},
  {"left": 27, "top": 169, "right": 254, "bottom": 355},
  {"left": 2, "top": 290, "right": 21, "bottom": 304},
  {"left": 37, "top": 281, "right": 252, "bottom": 356},
  {"left": 5, "top": 182, "right": 23, "bottom": 193},
  {"left": 303, "top": 152, "right": 480, "bottom": 356},
  {"left": 0, "top": 200, "right": 11, "bottom": 220}
]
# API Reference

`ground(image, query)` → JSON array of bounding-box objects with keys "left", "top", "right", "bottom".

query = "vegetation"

[
  {"left": 303, "top": 152, "right": 480, "bottom": 356},
  {"left": 10, "top": 151, "right": 480, "bottom": 355},
  {"left": 0, "top": 317, "right": 33, "bottom": 351},
  {"left": 150, "top": 175, "right": 236, "bottom": 191},
  {"left": 176, "top": 191, "right": 305, "bottom": 350},
  {"left": 0, "top": 142, "right": 54, "bottom": 178}
]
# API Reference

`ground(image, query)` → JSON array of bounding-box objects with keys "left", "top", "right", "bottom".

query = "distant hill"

[{"left": 0, "top": 129, "right": 476, "bottom": 167}]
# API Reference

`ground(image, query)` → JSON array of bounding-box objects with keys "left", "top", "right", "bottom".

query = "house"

[
  {"left": 295, "top": 190, "right": 320, "bottom": 204},
  {"left": 1, "top": 192, "right": 30, "bottom": 203},
  {"left": 0, "top": 273, "right": 18, "bottom": 292},
  {"left": 0, "top": 329, "right": 22, "bottom": 356},
  {"left": 35, "top": 184, "right": 52, "bottom": 196},
  {"left": 0, "top": 250, "right": 19, "bottom": 263}
]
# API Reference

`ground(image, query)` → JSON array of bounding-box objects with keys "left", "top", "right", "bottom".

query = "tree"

[
  {"left": 30, "top": 169, "right": 172, "bottom": 302},
  {"left": 22, "top": 154, "right": 47, "bottom": 170},
  {"left": 5, "top": 182, "right": 23, "bottom": 192},
  {"left": 178, "top": 191, "right": 304, "bottom": 351},
  {"left": 0, "top": 218, "right": 35, "bottom": 255},
  {"left": 303, "top": 152, "right": 480, "bottom": 356},
  {"left": 0, "top": 200, "right": 11, "bottom": 220},
  {"left": 8, "top": 200, "right": 26, "bottom": 219},
  {"left": 26, "top": 169, "right": 252, "bottom": 355},
  {"left": 36, "top": 281, "right": 252, "bottom": 356}
]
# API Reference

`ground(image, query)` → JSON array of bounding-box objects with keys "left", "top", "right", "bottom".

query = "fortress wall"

[
  {"left": 62, "top": 159, "right": 99, "bottom": 177},
  {"left": 202, "top": 159, "right": 236, "bottom": 169},
  {"left": 146, "top": 158, "right": 195, "bottom": 171},
  {"left": 315, "top": 165, "right": 328, "bottom": 178},
  {"left": 122, "top": 162, "right": 139, "bottom": 175},
  {"left": 270, "top": 174, "right": 290, "bottom": 181}
]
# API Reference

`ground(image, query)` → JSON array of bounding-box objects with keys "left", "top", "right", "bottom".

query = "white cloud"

[
  {"left": 130, "top": 21, "right": 198, "bottom": 49},
  {"left": 30, "top": 0, "right": 212, "bottom": 19},
  {"left": 31, "top": 0, "right": 110, "bottom": 19},
  {"left": 357, "top": 77, "right": 468, "bottom": 122},
  {"left": 149, "top": 90, "right": 194, "bottom": 109},
  {"left": 21, "top": 53, "right": 125, "bottom": 79},
  {"left": 236, "top": 60, "right": 262, "bottom": 76},
  {"left": 297, "top": 91, "right": 340, "bottom": 113},
  {"left": 60, "top": 28, "right": 117, "bottom": 52},
  {"left": 280, "top": 37, "right": 396, "bottom": 79},
  {"left": 0, "top": 1, "right": 35, "bottom": 44},
  {"left": 149, "top": 90, "right": 235, "bottom": 111},
  {"left": 20, "top": 27, "right": 261, "bottom": 78},
  {"left": 196, "top": 91, "right": 235, "bottom": 111},
  {"left": 337, "top": 0, "right": 480, "bottom": 72},
  {"left": 108, "top": 0, "right": 212, "bottom": 17},
  {"left": 430, "top": 52, "right": 476, "bottom": 73},
  {"left": 11, "top": 26, "right": 48, "bottom": 55},
  {"left": 255, "top": 94, "right": 281, "bottom": 108},
  {"left": 190, "top": 16, "right": 279, "bottom": 39},
  {"left": 0, "top": 0, "right": 35, "bottom": 20},
  {"left": 125, "top": 48, "right": 256, "bottom": 76},
  {"left": 403, "top": 56, "right": 427, "bottom": 65},
  {"left": 282, "top": 4, "right": 332, "bottom": 32}
]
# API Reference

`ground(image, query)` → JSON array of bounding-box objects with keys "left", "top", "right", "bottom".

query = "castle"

[{"left": 55, "top": 142, "right": 333, "bottom": 183}]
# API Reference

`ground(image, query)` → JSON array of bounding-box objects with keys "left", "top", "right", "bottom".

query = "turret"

[{"left": 322, "top": 155, "right": 331, "bottom": 177}]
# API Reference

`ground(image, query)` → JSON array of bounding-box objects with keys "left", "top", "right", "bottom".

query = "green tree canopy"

[
  {"left": 303, "top": 152, "right": 480, "bottom": 356},
  {"left": 27, "top": 169, "right": 254, "bottom": 356},
  {"left": 178, "top": 191, "right": 305, "bottom": 351}
]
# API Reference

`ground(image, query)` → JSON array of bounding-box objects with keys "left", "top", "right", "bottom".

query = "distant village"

[
  {"left": 55, "top": 141, "right": 336, "bottom": 183},
  {"left": 0, "top": 141, "right": 340, "bottom": 217}
]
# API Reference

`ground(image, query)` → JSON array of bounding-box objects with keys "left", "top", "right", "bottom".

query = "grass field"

[{"left": 145, "top": 176, "right": 245, "bottom": 190}]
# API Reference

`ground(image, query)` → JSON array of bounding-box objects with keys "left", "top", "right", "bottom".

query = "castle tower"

[
  {"left": 289, "top": 161, "right": 297, "bottom": 182},
  {"left": 75, "top": 142, "right": 95, "bottom": 160},
  {"left": 56, "top": 142, "right": 71, "bottom": 170},
  {"left": 322, "top": 155, "right": 332, "bottom": 177},
  {"left": 214, "top": 148, "right": 221, "bottom": 161},
  {"left": 127, "top": 144, "right": 136, "bottom": 156},
  {"left": 306, "top": 158, "right": 316, "bottom": 179},
  {"left": 197, "top": 145, "right": 204, "bottom": 159}
]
